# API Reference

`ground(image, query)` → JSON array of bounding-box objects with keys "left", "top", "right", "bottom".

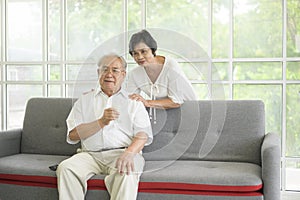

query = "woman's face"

[{"left": 131, "top": 42, "right": 155, "bottom": 67}]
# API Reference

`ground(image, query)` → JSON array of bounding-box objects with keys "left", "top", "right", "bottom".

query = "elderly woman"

[{"left": 126, "top": 30, "right": 196, "bottom": 121}]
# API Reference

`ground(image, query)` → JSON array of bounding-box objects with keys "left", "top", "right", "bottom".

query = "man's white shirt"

[{"left": 66, "top": 87, "right": 153, "bottom": 151}]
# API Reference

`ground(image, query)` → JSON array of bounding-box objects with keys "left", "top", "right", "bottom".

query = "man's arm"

[
  {"left": 126, "top": 132, "right": 148, "bottom": 154},
  {"left": 69, "top": 107, "right": 119, "bottom": 141},
  {"left": 69, "top": 119, "right": 105, "bottom": 141},
  {"left": 116, "top": 132, "right": 148, "bottom": 175}
]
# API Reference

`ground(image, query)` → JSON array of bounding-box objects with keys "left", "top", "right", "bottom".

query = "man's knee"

[
  {"left": 56, "top": 161, "right": 65, "bottom": 176},
  {"left": 56, "top": 159, "right": 74, "bottom": 177}
]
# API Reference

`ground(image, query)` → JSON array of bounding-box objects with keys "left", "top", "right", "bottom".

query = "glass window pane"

[
  {"left": 233, "top": 84, "right": 282, "bottom": 136},
  {"left": 192, "top": 84, "right": 209, "bottom": 100},
  {"left": 0, "top": 0, "right": 2, "bottom": 59},
  {"left": 212, "top": 62, "right": 229, "bottom": 81},
  {"left": 146, "top": 0, "right": 209, "bottom": 54},
  {"left": 180, "top": 62, "right": 208, "bottom": 82},
  {"left": 7, "top": 65, "right": 43, "bottom": 81},
  {"left": 48, "top": 65, "right": 61, "bottom": 81},
  {"left": 212, "top": 84, "right": 230, "bottom": 100},
  {"left": 66, "top": 64, "right": 81, "bottom": 81},
  {"left": 233, "top": 0, "right": 282, "bottom": 58},
  {"left": 233, "top": 62, "right": 282, "bottom": 80},
  {"left": 48, "top": 0, "right": 61, "bottom": 60},
  {"left": 66, "top": 64, "right": 97, "bottom": 81},
  {"left": 66, "top": 0, "right": 123, "bottom": 61},
  {"left": 287, "top": 0, "right": 300, "bottom": 57},
  {"left": 212, "top": 0, "right": 230, "bottom": 58},
  {"left": 7, "top": 85, "right": 43, "bottom": 129},
  {"left": 7, "top": 0, "right": 42, "bottom": 61},
  {"left": 286, "top": 84, "right": 300, "bottom": 156},
  {"left": 286, "top": 160, "right": 300, "bottom": 191},
  {"left": 128, "top": 0, "right": 142, "bottom": 30},
  {"left": 48, "top": 84, "right": 61, "bottom": 97},
  {"left": 287, "top": 62, "right": 300, "bottom": 80}
]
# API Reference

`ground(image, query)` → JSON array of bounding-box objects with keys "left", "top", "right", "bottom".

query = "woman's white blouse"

[{"left": 126, "top": 57, "right": 197, "bottom": 104}]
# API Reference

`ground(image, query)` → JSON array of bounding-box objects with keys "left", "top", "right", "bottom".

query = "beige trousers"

[{"left": 56, "top": 149, "right": 145, "bottom": 200}]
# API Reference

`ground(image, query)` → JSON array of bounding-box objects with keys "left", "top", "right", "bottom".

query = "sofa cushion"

[
  {"left": 144, "top": 100, "right": 265, "bottom": 165},
  {"left": 0, "top": 155, "right": 262, "bottom": 197},
  {"left": 140, "top": 160, "right": 262, "bottom": 196},
  {"left": 143, "top": 106, "right": 181, "bottom": 154},
  {"left": 90, "top": 158, "right": 263, "bottom": 196},
  {"left": 0, "top": 154, "right": 67, "bottom": 177},
  {"left": 181, "top": 100, "right": 265, "bottom": 165},
  {"left": 143, "top": 101, "right": 199, "bottom": 161},
  {"left": 21, "top": 98, "right": 80, "bottom": 156}
]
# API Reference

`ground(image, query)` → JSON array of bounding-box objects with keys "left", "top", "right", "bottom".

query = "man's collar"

[{"left": 94, "top": 86, "right": 127, "bottom": 98}]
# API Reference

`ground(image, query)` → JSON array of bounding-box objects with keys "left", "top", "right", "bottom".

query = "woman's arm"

[
  {"left": 129, "top": 94, "right": 180, "bottom": 109},
  {"left": 145, "top": 98, "right": 180, "bottom": 109}
]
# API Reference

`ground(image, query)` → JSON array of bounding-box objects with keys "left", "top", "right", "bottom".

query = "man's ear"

[{"left": 122, "top": 70, "right": 127, "bottom": 78}]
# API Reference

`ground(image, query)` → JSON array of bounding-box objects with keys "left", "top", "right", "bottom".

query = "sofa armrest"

[
  {"left": 0, "top": 128, "right": 22, "bottom": 158},
  {"left": 261, "top": 132, "right": 281, "bottom": 200}
]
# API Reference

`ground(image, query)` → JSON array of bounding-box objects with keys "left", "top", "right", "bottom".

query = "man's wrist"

[
  {"left": 125, "top": 148, "right": 137, "bottom": 155},
  {"left": 98, "top": 118, "right": 106, "bottom": 127}
]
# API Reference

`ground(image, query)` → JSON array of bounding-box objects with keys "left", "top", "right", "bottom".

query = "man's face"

[{"left": 98, "top": 57, "right": 126, "bottom": 96}]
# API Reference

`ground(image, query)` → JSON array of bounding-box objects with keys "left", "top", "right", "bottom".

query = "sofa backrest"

[
  {"left": 21, "top": 98, "right": 80, "bottom": 156},
  {"left": 20, "top": 98, "right": 265, "bottom": 165},
  {"left": 143, "top": 100, "right": 265, "bottom": 165}
]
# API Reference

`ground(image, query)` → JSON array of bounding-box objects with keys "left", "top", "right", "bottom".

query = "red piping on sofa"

[{"left": 0, "top": 174, "right": 263, "bottom": 196}]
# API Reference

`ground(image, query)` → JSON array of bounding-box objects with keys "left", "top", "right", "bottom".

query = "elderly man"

[{"left": 56, "top": 53, "right": 153, "bottom": 200}]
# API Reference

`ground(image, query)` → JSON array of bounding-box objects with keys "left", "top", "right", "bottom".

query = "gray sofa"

[{"left": 0, "top": 98, "right": 280, "bottom": 200}]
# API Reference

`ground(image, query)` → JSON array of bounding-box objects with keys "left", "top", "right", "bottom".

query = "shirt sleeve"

[
  {"left": 65, "top": 98, "right": 82, "bottom": 144},
  {"left": 167, "top": 60, "right": 197, "bottom": 103},
  {"left": 132, "top": 101, "right": 153, "bottom": 146},
  {"left": 126, "top": 70, "right": 141, "bottom": 94}
]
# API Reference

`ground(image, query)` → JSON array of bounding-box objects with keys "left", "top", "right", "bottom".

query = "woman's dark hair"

[{"left": 129, "top": 30, "right": 157, "bottom": 56}]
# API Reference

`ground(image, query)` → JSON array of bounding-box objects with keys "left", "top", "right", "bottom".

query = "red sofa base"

[{"left": 0, "top": 174, "right": 263, "bottom": 197}]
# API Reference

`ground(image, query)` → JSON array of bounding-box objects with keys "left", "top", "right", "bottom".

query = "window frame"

[{"left": 0, "top": 0, "right": 300, "bottom": 193}]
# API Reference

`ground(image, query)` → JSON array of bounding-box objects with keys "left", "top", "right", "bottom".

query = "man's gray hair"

[{"left": 97, "top": 53, "right": 127, "bottom": 70}]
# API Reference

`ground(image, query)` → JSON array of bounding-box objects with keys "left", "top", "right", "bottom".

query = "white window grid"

[{"left": 0, "top": 0, "right": 299, "bottom": 193}]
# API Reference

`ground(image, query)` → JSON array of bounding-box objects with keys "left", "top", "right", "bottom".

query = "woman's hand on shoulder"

[{"left": 129, "top": 94, "right": 150, "bottom": 107}]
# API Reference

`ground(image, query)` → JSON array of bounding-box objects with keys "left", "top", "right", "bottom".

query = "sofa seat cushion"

[
  {"left": 77, "top": 160, "right": 263, "bottom": 196},
  {"left": 139, "top": 160, "right": 263, "bottom": 196},
  {"left": 0, "top": 154, "right": 68, "bottom": 187},
  {"left": 0, "top": 155, "right": 262, "bottom": 197}
]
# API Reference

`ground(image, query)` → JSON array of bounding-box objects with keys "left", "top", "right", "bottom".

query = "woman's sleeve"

[
  {"left": 167, "top": 60, "right": 197, "bottom": 103},
  {"left": 126, "top": 71, "right": 141, "bottom": 94}
]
